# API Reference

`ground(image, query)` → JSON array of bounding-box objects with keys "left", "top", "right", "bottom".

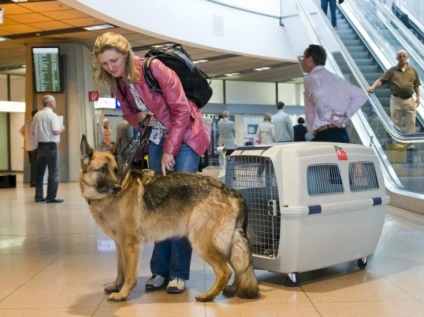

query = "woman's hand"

[
  {"left": 161, "top": 152, "right": 175, "bottom": 175},
  {"left": 137, "top": 111, "right": 156, "bottom": 126}
]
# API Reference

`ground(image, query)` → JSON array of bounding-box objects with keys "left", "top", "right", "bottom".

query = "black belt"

[
  {"left": 38, "top": 142, "right": 56, "bottom": 145},
  {"left": 392, "top": 94, "right": 412, "bottom": 100}
]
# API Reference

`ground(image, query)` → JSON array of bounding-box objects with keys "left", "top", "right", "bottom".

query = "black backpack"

[{"left": 142, "top": 44, "right": 213, "bottom": 108}]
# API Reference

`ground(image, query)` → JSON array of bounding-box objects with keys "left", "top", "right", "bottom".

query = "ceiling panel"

[
  {"left": 13, "top": 12, "right": 51, "bottom": 23},
  {"left": 0, "top": 0, "right": 304, "bottom": 83}
]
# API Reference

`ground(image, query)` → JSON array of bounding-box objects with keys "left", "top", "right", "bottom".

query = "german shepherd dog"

[{"left": 79, "top": 135, "right": 259, "bottom": 302}]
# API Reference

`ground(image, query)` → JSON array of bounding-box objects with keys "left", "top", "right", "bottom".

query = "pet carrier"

[{"left": 225, "top": 142, "right": 388, "bottom": 286}]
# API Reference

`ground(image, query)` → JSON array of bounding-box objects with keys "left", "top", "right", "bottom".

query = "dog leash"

[{"left": 120, "top": 115, "right": 152, "bottom": 182}]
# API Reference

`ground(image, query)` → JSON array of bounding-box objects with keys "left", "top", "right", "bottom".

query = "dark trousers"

[
  {"left": 313, "top": 127, "right": 350, "bottom": 143},
  {"left": 35, "top": 142, "right": 59, "bottom": 201},
  {"left": 321, "top": 0, "right": 337, "bottom": 27},
  {"left": 27, "top": 149, "right": 38, "bottom": 186}
]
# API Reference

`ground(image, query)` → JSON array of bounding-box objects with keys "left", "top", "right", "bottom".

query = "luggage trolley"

[{"left": 224, "top": 142, "right": 388, "bottom": 286}]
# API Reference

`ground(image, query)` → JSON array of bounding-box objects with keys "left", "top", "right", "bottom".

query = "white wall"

[
  {"left": 59, "top": 0, "right": 298, "bottom": 62},
  {"left": 226, "top": 81, "right": 276, "bottom": 105},
  {"left": 0, "top": 75, "right": 25, "bottom": 102},
  {"left": 0, "top": 75, "right": 7, "bottom": 101},
  {"left": 210, "top": 80, "right": 225, "bottom": 104},
  {"left": 10, "top": 76, "right": 25, "bottom": 102},
  {"left": 278, "top": 83, "right": 304, "bottom": 105},
  {"left": 10, "top": 112, "right": 24, "bottom": 172}
]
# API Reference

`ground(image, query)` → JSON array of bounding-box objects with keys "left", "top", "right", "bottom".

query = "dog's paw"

[
  {"left": 104, "top": 283, "right": 122, "bottom": 294},
  {"left": 107, "top": 292, "right": 128, "bottom": 302},
  {"left": 222, "top": 285, "right": 236, "bottom": 297},
  {"left": 195, "top": 292, "right": 214, "bottom": 302}
]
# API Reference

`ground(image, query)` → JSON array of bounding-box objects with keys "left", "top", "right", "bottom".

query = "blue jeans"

[
  {"left": 35, "top": 142, "right": 59, "bottom": 201},
  {"left": 148, "top": 139, "right": 200, "bottom": 280},
  {"left": 321, "top": 0, "right": 337, "bottom": 27}
]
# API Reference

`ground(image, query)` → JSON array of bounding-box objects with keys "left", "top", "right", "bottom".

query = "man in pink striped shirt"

[{"left": 302, "top": 44, "right": 367, "bottom": 143}]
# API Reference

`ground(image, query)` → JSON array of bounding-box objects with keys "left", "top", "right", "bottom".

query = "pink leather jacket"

[{"left": 114, "top": 56, "right": 210, "bottom": 157}]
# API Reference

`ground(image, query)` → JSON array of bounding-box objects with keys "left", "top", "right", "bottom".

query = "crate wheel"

[
  {"left": 357, "top": 257, "right": 367, "bottom": 269},
  {"left": 284, "top": 273, "right": 300, "bottom": 287}
]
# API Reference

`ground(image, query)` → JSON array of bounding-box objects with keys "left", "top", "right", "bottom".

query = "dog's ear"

[{"left": 80, "top": 135, "right": 94, "bottom": 169}]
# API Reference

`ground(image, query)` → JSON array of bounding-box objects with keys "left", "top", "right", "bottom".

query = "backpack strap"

[
  {"left": 115, "top": 78, "right": 127, "bottom": 98},
  {"left": 142, "top": 57, "right": 161, "bottom": 92}
]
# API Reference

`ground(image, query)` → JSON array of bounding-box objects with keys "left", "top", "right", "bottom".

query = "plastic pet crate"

[{"left": 225, "top": 142, "right": 388, "bottom": 286}]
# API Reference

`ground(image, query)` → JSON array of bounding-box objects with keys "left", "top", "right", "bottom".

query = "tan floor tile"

[
  {"left": 0, "top": 285, "right": 21, "bottom": 302},
  {"left": 302, "top": 270, "right": 412, "bottom": 302},
  {"left": 314, "top": 301, "right": 424, "bottom": 317},
  {"left": 0, "top": 308, "right": 96, "bottom": 317},
  {"left": 1, "top": 171, "right": 424, "bottom": 316},
  {"left": 205, "top": 303, "right": 321, "bottom": 317},
  {"left": 0, "top": 254, "right": 60, "bottom": 284},
  {"left": 94, "top": 304, "right": 206, "bottom": 317},
  {"left": 26, "top": 265, "right": 117, "bottom": 285},
  {"left": 387, "top": 275, "right": 424, "bottom": 301},
  {"left": 0, "top": 284, "right": 105, "bottom": 309}
]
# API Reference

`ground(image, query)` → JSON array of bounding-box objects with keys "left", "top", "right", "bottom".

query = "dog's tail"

[
  {"left": 229, "top": 228, "right": 259, "bottom": 299},
  {"left": 228, "top": 201, "right": 259, "bottom": 299}
]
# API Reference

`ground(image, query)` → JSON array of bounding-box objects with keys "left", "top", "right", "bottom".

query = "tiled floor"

[{"left": 1, "top": 168, "right": 424, "bottom": 316}]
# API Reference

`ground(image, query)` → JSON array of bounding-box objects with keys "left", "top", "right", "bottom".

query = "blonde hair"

[
  {"left": 264, "top": 113, "right": 272, "bottom": 121},
  {"left": 92, "top": 32, "right": 139, "bottom": 88}
]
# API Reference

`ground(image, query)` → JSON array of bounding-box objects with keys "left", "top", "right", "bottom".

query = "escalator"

[
  {"left": 334, "top": 4, "right": 424, "bottom": 134},
  {"left": 334, "top": 19, "right": 390, "bottom": 114},
  {"left": 292, "top": 0, "right": 424, "bottom": 212},
  {"left": 391, "top": 2, "right": 424, "bottom": 45}
]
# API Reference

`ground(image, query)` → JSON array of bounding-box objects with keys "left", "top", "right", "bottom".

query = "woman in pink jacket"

[{"left": 93, "top": 32, "right": 210, "bottom": 294}]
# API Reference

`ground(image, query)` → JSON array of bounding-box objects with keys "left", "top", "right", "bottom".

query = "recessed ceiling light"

[
  {"left": 193, "top": 59, "right": 209, "bottom": 64},
  {"left": 225, "top": 73, "right": 240, "bottom": 77},
  {"left": 151, "top": 43, "right": 175, "bottom": 49},
  {"left": 83, "top": 24, "right": 114, "bottom": 31},
  {"left": 253, "top": 67, "right": 271, "bottom": 71},
  {"left": 0, "top": 37, "right": 10, "bottom": 41},
  {"left": 11, "top": 0, "right": 28, "bottom": 3}
]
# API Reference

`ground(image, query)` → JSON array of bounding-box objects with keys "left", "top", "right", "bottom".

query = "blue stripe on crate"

[
  {"left": 308, "top": 205, "right": 322, "bottom": 214},
  {"left": 372, "top": 197, "right": 382, "bottom": 206}
]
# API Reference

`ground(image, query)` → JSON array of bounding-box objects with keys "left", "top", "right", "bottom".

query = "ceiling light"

[
  {"left": 83, "top": 24, "right": 114, "bottom": 31},
  {"left": 151, "top": 43, "right": 175, "bottom": 48},
  {"left": 0, "top": 37, "right": 10, "bottom": 41},
  {"left": 193, "top": 59, "right": 209, "bottom": 64},
  {"left": 225, "top": 73, "right": 240, "bottom": 77},
  {"left": 11, "top": 0, "right": 28, "bottom": 3},
  {"left": 253, "top": 67, "right": 271, "bottom": 71}
]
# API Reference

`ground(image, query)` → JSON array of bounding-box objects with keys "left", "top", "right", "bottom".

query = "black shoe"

[
  {"left": 46, "top": 198, "right": 64, "bottom": 203},
  {"left": 35, "top": 198, "right": 46, "bottom": 203}
]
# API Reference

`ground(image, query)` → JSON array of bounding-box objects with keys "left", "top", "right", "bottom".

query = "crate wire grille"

[
  {"left": 225, "top": 156, "right": 281, "bottom": 258},
  {"left": 349, "top": 161, "right": 379, "bottom": 192},
  {"left": 307, "top": 164, "right": 344, "bottom": 196}
]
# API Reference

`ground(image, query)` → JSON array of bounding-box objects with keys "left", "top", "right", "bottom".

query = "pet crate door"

[{"left": 225, "top": 156, "right": 281, "bottom": 258}]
